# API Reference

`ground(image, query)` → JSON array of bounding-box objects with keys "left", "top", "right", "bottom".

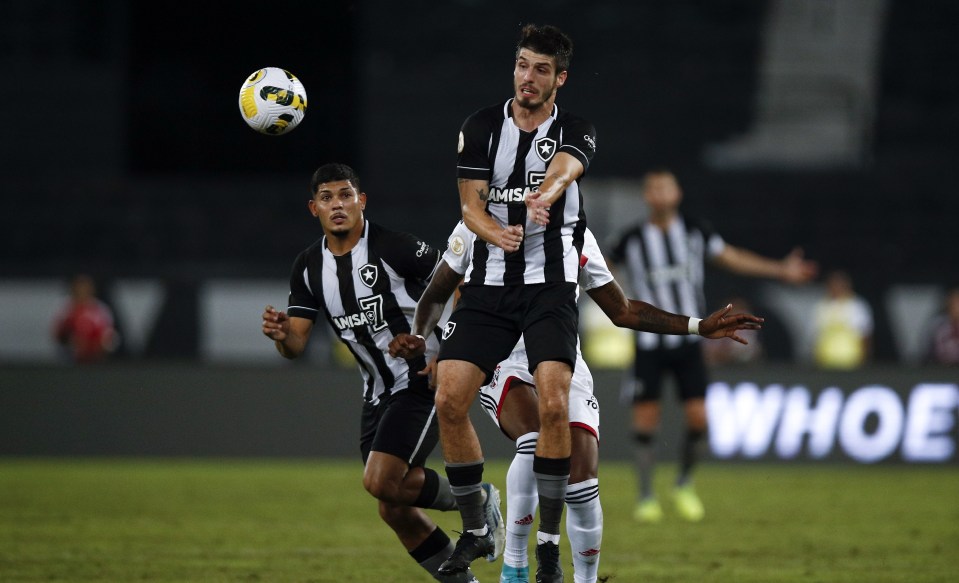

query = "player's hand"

[
  {"left": 780, "top": 247, "right": 818, "bottom": 284},
  {"left": 417, "top": 357, "right": 439, "bottom": 391},
  {"left": 496, "top": 224, "right": 524, "bottom": 253},
  {"left": 388, "top": 332, "right": 427, "bottom": 359},
  {"left": 700, "top": 303, "right": 764, "bottom": 344},
  {"left": 525, "top": 191, "right": 551, "bottom": 226},
  {"left": 262, "top": 305, "right": 290, "bottom": 341}
]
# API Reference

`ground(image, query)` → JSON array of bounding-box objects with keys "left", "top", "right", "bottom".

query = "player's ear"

[
  {"left": 308, "top": 198, "right": 319, "bottom": 217},
  {"left": 556, "top": 70, "right": 567, "bottom": 88},
  {"left": 359, "top": 192, "right": 367, "bottom": 211}
]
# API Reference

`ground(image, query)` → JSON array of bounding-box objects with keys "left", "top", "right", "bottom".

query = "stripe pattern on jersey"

[
  {"left": 461, "top": 100, "right": 588, "bottom": 287},
  {"left": 287, "top": 222, "right": 439, "bottom": 404},
  {"left": 620, "top": 219, "right": 714, "bottom": 351}
]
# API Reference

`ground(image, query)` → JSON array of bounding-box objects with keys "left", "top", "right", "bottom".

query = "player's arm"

[
  {"left": 713, "top": 245, "right": 818, "bottom": 284},
  {"left": 388, "top": 261, "right": 463, "bottom": 359},
  {"left": 262, "top": 305, "right": 313, "bottom": 359},
  {"left": 586, "top": 281, "right": 763, "bottom": 344},
  {"left": 459, "top": 177, "right": 523, "bottom": 252},
  {"left": 525, "top": 152, "right": 585, "bottom": 226}
]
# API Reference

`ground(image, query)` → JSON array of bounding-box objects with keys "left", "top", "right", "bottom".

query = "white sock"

[
  {"left": 566, "top": 478, "right": 602, "bottom": 583},
  {"left": 504, "top": 432, "right": 538, "bottom": 568}
]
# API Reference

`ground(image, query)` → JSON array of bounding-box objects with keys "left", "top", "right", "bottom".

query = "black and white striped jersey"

[
  {"left": 610, "top": 217, "right": 726, "bottom": 351},
  {"left": 456, "top": 99, "right": 596, "bottom": 286},
  {"left": 286, "top": 220, "right": 442, "bottom": 404}
]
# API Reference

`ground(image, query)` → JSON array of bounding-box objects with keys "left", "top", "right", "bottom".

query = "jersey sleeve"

[
  {"left": 456, "top": 111, "right": 494, "bottom": 181},
  {"left": 377, "top": 227, "right": 442, "bottom": 281},
  {"left": 693, "top": 217, "right": 727, "bottom": 260},
  {"left": 579, "top": 228, "right": 615, "bottom": 291},
  {"left": 558, "top": 115, "right": 597, "bottom": 174},
  {"left": 286, "top": 249, "right": 320, "bottom": 321},
  {"left": 441, "top": 221, "right": 477, "bottom": 275}
]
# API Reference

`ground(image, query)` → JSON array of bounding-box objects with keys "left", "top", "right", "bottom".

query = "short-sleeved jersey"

[
  {"left": 286, "top": 220, "right": 442, "bottom": 404},
  {"left": 456, "top": 99, "right": 596, "bottom": 287},
  {"left": 610, "top": 216, "right": 726, "bottom": 351},
  {"left": 443, "top": 221, "right": 613, "bottom": 357}
]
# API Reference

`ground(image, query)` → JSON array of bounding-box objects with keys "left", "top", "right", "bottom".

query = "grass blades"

[{"left": 0, "top": 459, "right": 956, "bottom": 582}]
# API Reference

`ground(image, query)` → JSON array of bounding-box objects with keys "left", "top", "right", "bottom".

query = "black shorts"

[
  {"left": 630, "top": 342, "right": 709, "bottom": 403},
  {"left": 437, "top": 282, "right": 579, "bottom": 384},
  {"left": 359, "top": 383, "right": 439, "bottom": 467}
]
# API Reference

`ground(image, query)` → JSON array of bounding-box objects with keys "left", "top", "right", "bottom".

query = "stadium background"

[{"left": 1, "top": 0, "right": 957, "bottom": 464}]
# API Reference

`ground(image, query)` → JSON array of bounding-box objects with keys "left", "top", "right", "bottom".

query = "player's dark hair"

[
  {"left": 516, "top": 24, "right": 573, "bottom": 72},
  {"left": 311, "top": 163, "right": 361, "bottom": 194}
]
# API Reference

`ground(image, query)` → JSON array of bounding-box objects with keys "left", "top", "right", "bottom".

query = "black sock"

[
  {"left": 634, "top": 431, "right": 656, "bottom": 499},
  {"left": 446, "top": 460, "right": 487, "bottom": 532},
  {"left": 413, "top": 467, "right": 457, "bottom": 511},
  {"left": 533, "top": 455, "right": 570, "bottom": 537},
  {"left": 678, "top": 429, "right": 705, "bottom": 486}
]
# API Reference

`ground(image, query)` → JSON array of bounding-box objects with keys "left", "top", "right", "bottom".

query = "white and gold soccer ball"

[{"left": 238, "top": 67, "right": 307, "bottom": 135}]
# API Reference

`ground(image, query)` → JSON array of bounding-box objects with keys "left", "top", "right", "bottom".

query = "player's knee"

[
  {"left": 538, "top": 393, "right": 568, "bottom": 424},
  {"left": 539, "top": 403, "right": 568, "bottom": 429},
  {"left": 363, "top": 473, "right": 401, "bottom": 503},
  {"left": 434, "top": 387, "right": 470, "bottom": 421}
]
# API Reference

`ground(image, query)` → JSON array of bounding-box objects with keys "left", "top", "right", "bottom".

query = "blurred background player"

[
  {"left": 811, "top": 269, "right": 874, "bottom": 370},
  {"left": 52, "top": 274, "right": 118, "bottom": 364},
  {"left": 261, "top": 163, "right": 498, "bottom": 583},
  {"left": 391, "top": 222, "right": 762, "bottom": 583},
  {"left": 610, "top": 169, "right": 817, "bottom": 523}
]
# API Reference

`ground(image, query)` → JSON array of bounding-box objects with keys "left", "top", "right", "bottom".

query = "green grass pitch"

[{"left": 1, "top": 459, "right": 956, "bottom": 582}]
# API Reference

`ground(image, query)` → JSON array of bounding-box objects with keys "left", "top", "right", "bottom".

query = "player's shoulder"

[
  {"left": 296, "top": 237, "right": 325, "bottom": 264},
  {"left": 681, "top": 215, "right": 716, "bottom": 234},
  {"left": 555, "top": 106, "right": 593, "bottom": 127},
  {"left": 616, "top": 223, "right": 644, "bottom": 242},
  {"left": 368, "top": 221, "right": 435, "bottom": 257},
  {"left": 464, "top": 100, "right": 510, "bottom": 125}
]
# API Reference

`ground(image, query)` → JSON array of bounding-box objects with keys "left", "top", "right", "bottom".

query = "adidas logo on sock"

[
  {"left": 579, "top": 548, "right": 601, "bottom": 557},
  {"left": 514, "top": 514, "right": 534, "bottom": 526}
]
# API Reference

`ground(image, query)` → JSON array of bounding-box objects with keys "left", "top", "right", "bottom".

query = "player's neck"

[
  {"left": 511, "top": 99, "right": 554, "bottom": 132},
  {"left": 649, "top": 210, "right": 677, "bottom": 230},
  {"left": 325, "top": 226, "right": 363, "bottom": 256}
]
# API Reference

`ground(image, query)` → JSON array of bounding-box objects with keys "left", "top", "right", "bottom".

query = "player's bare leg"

[
  {"left": 531, "top": 360, "right": 572, "bottom": 583},
  {"left": 378, "top": 501, "right": 478, "bottom": 582},
  {"left": 435, "top": 359, "right": 505, "bottom": 575},
  {"left": 365, "top": 451, "right": 474, "bottom": 581},
  {"left": 364, "top": 453, "right": 455, "bottom": 511}
]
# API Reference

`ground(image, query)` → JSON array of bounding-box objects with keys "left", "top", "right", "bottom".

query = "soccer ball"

[{"left": 238, "top": 67, "right": 308, "bottom": 135}]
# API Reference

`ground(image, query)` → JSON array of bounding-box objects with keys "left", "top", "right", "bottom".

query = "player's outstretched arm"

[
  {"left": 714, "top": 245, "right": 818, "bottom": 284},
  {"left": 585, "top": 281, "right": 763, "bottom": 341},
  {"left": 587, "top": 280, "right": 690, "bottom": 334},
  {"left": 262, "top": 305, "right": 312, "bottom": 359},
  {"left": 388, "top": 261, "right": 463, "bottom": 359}
]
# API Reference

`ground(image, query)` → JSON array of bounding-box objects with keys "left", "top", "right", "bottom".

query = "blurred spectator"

[
  {"left": 811, "top": 270, "right": 873, "bottom": 369},
  {"left": 702, "top": 297, "right": 764, "bottom": 366},
  {"left": 52, "top": 274, "right": 118, "bottom": 364},
  {"left": 925, "top": 287, "right": 959, "bottom": 366}
]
